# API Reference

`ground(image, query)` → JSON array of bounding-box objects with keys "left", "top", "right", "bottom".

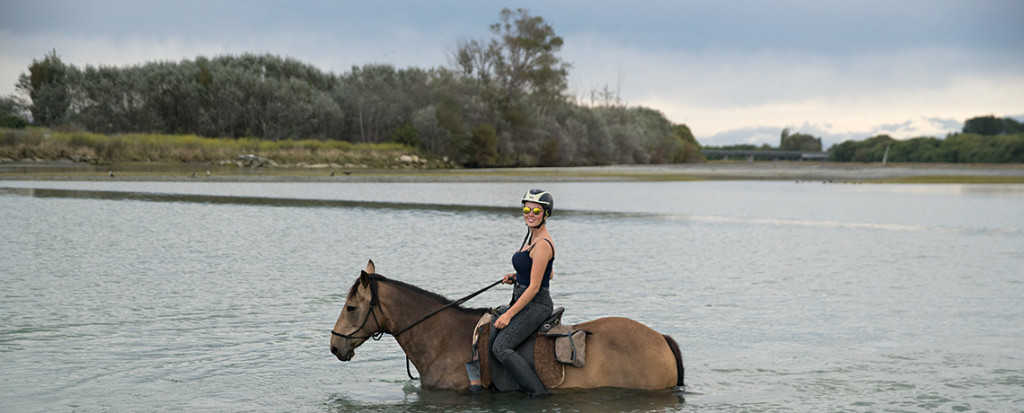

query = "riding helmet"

[{"left": 521, "top": 189, "right": 554, "bottom": 217}]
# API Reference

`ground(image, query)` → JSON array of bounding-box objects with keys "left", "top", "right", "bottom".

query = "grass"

[
  {"left": 0, "top": 127, "right": 426, "bottom": 168},
  {"left": 4, "top": 128, "right": 1023, "bottom": 183}
]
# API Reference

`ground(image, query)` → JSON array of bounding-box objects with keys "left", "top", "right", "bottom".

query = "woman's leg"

[{"left": 491, "top": 301, "right": 552, "bottom": 397}]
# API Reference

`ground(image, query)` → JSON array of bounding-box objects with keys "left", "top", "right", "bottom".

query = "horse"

[{"left": 330, "top": 261, "right": 685, "bottom": 392}]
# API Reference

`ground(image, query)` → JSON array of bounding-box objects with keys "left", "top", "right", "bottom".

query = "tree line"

[
  {"left": 829, "top": 116, "right": 1024, "bottom": 163},
  {"left": 1, "top": 9, "right": 700, "bottom": 167},
  {"left": 700, "top": 117, "right": 1023, "bottom": 163}
]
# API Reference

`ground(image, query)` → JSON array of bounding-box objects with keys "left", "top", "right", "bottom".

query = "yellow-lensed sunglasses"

[{"left": 522, "top": 207, "right": 544, "bottom": 215}]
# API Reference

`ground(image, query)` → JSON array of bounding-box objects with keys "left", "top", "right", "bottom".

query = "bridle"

[
  {"left": 330, "top": 276, "right": 502, "bottom": 380},
  {"left": 330, "top": 276, "right": 387, "bottom": 341},
  {"left": 331, "top": 277, "right": 502, "bottom": 340}
]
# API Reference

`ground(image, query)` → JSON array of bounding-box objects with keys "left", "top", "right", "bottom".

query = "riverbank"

[{"left": 2, "top": 160, "right": 1024, "bottom": 183}]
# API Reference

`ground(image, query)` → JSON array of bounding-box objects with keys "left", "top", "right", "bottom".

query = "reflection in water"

[
  {"left": 1, "top": 186, "right": 486, "bottom": 212},
  {"left": 326, "top": 385, "right": 686, "bottom": 413},
  {"left": 0, "top": 186, "right": 657, "bottom": 220}
]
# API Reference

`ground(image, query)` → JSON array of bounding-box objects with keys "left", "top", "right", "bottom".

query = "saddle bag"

[{"left": 539, "top": 324, "right": 590, "bottom": 368}]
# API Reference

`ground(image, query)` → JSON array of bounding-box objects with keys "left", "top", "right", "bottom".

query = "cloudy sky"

[{"left": 2, "top": 0, "right": 1022, "bottom": 147}]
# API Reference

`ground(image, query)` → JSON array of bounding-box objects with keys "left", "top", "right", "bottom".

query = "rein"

[
  {"left": 392, "top": 279, "right": 502, "bottom": 337},
  {"left": 331, "top": 278, "right": 503, "bottom": 379}
]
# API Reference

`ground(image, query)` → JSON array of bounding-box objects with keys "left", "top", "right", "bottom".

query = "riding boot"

[{"left": 501, "top": 353, "right": 550, "bottom": 398}]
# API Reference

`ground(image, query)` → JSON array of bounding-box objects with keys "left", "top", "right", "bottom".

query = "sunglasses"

[{"left": 522, "top": 207, "right": 544, "bottom": 216}]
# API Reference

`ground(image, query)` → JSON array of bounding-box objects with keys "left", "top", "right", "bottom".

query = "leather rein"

[{"left": 330, "top": 278, "right": 503, "bottom": 379}]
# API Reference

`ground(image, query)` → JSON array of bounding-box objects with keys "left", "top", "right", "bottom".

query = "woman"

[{"left": 492, "top": 189, "right": 555, "bottom": 397}]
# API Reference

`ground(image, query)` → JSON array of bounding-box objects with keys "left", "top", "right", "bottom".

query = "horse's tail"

[{"left": 662, "top": 334, "right": 685, "bottom": 387}]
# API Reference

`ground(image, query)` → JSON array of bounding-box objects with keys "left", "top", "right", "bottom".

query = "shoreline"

[{"left": 2, "top": 160, "right": 1024, "bottom": 183}]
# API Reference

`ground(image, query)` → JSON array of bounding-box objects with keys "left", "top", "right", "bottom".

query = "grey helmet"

[{"left": 521, "top": 189, "right": 554, "bottom": 217}]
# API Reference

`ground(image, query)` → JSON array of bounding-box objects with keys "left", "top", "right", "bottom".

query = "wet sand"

[{"left": 1, "top": 161, "right": 1023, "bottom": 183}]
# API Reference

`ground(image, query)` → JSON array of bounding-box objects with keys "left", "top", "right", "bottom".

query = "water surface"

[{"left": 1, "top": 181, "right": 1022, "bottom": 412}]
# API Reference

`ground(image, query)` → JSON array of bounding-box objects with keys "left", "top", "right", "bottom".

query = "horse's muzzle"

[{"left": 331, "top": 345, "right": 354, "bottom": 361}]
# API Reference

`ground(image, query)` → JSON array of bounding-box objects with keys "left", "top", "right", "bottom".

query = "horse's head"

[{"left": 330, "top": 260, "right": 384, "bottom": 361}]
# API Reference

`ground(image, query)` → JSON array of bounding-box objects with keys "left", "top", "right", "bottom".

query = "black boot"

[{"left": 501, "top": 354, "right": 550, "bottom": 398}]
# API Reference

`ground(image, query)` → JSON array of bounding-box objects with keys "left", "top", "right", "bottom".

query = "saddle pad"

[
  {"left": 472, "top": 313, "right": 494, "bottom": 345},
  {"left": 476, "top": 322, "right": 564, "bottom": 390}
]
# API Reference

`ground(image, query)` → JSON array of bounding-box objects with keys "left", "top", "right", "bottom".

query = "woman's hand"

[
  {"left": 494, "top": 312, "right": 513, "bottom": 329},
  {"left": 501, "top": 273, "right": 516, "bottom": 285}
]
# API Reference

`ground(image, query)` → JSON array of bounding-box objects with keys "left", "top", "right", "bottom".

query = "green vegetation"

[
  {"left": 701, "top": 117, "right": 1023, "bottom": 164},
  {"left": 779, "top": 128, "right": 822, "bottom": 152},
  {"left": 828, "top": 115, "right": 1023, "bottom": 163},
  {"left": 963, "top": 115, "right": 1024, "bottom": 135},
  {"left": 5, "top": 9, "right": 698, "bottom": 168},
  {"left": 829, "top": 131, "right": 1024, "bottom": 163},
  {"left": 0, "top": 96, "right": 29, "bottom": 128},
  {"left": 0, "top": 128, "right": 419, "bottom": 167}
]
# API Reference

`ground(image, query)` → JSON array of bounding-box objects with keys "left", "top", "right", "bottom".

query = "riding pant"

[{"left": 492, "top": 284, "right": 554, "bottom": 364}]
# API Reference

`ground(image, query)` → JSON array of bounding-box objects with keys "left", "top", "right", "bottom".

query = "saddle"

[{"left": 468, "top": 307, "right": 590, "bottom": 391}]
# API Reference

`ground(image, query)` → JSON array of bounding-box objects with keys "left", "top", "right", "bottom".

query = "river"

[{"left": 1, "top": 180, "right": 1022, "bottom": 412}]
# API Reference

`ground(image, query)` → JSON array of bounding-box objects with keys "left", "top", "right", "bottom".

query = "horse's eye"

[{"left": 346, "top": 306, "right": 356, "bottom": 312}]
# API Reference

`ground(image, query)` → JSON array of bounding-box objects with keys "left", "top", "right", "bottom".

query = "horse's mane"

[{"left": 349, "top": 272, "right": 489, "bottom": 315}]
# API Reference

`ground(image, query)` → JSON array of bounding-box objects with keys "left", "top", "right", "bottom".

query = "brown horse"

[{"left": 330, "top": 261, "right": 684, "bottom": 391}]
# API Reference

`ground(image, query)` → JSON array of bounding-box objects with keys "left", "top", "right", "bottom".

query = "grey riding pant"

[{"left": 492, "top": 284, "right": 554, "bottom": 364}]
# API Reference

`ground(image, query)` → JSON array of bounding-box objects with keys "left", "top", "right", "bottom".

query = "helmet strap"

[
  {"left": 519, "top": 220, "right": 545, "bottom": 250},
  {"left": 528, "top": 218, "right": 546, "bottom": 230}
]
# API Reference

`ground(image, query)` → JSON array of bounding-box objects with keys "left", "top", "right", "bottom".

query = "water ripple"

[{"left": 2, "top": 181, "right": 1022, "bottom": 412}]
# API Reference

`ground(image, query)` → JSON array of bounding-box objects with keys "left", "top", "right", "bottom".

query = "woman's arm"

[{"left": 494, "top": 240, "right": 552, "bottom": 328}]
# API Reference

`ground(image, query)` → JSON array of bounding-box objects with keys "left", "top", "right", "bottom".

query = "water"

[{"left": 1, "top": 180, "right": 1022, "bottom": 412}]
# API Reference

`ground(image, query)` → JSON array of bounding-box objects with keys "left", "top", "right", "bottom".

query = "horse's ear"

[
  {"left": 359, "top": 270, "right": 370, "bottom": 287},
  {"left": 365, "top": 260, "right": 376, "bottom": 275}
]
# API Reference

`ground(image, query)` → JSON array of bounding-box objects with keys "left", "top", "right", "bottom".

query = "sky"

[{"left": 1, "top": 0, "right": 1022, "bottom": 147}]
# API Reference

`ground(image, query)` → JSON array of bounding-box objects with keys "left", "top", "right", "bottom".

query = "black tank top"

[{"left": 512, "top": 238, "right": 554, "bottom": 288}]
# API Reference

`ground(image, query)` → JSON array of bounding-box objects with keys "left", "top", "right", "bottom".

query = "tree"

[
  {"left": 672, "top": 124, "right": 701, "bottom": 163},
  {"left": 829, "top": 135, "right": 895, "bottom": 162},
  {"left": 7, "top": 27, "right": 710, "bottom": 167},
  {"left": 780, "top": 130, "right": 822, "bottom": 151},
  {"left": 16, "top": 50, "right": 76, "bottom": 126},
  {"left": 1004, "top": 118, "right": 1024, "bottom": 134},
  {"left": 887, "top": 137, "right": 942, "bottom": 162},
  {"left": 391, "top": 123, "right": 420, "bottom": 148},
  {"left": 0, "top": 96, "right": 22, "bottom": 116},
  {"left": 0, "top": 96, "right": 29, "bottom": 128},
  {"left": 963, "top": 115, "right": 1003, "bottom": 135},
  {"left": 468, "top": 123, "right": 498, "bottom": 167},
  {"left": 76, "top": 64, "right": 164, "bottom": 133},
  {"left": 963, "top": 115, "right": 1024, "bottom": 135},
  {"left": 334, "top": 64, "right": 407, "bottom": 143},
  {"left": 451, "top": 8, "right": 571, "bottom": 106}
]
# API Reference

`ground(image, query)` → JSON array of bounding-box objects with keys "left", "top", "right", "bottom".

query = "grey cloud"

[
  {"left": 5, "top": 1, "right": 1022, "bottom": 57},
  {"left": 699, "top": 127, "right": 782, "bottom": 147},
  {"left": 3, "top": 0, "right": 1020, "bottom": 143},
  {"left": 924, "top": 117, "right": 962, "bottom": 132},
  {"left": 875, "top": 120, "right": 915, "bottom": 133}
]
